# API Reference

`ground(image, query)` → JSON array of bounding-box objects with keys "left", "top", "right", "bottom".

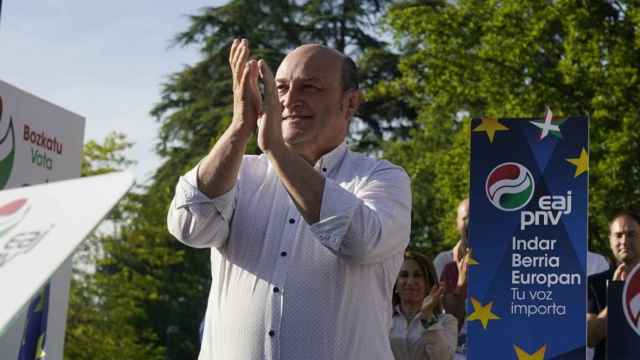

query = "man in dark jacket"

[{"left": 587, "top": 212, "right": 640, "bottom": 359}]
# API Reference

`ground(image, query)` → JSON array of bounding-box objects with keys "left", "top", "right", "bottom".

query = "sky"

[{"left": 0, "top": 0, "right": 226, "bottom": 183}]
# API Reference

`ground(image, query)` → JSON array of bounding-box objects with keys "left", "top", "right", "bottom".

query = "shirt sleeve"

[
  {"left": 422, "top": 318, "right": 455, "bottom": 360},
  {"left": 166, "top": 164, "right": 236, "bottom": 248},
  {"left": 440, "top": 314, "right": 459, "bottom": 357},
  {"left": 587, "top": 251, "right": 610, "bottom": 276},
  {"left": 434, "top": 251, "right": 450, "bottom": 279},
  {"left": 308, "top": 164, "right": 411, "bottom": 264}
]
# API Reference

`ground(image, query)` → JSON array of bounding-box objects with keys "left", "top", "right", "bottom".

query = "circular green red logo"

[
  {"left": 0, "top": 198, "right": 29, "bottom": 238},
  {"left": 485, "top": 162, "right": 535, "bottom": 211},
  {"left": 623, "top": 263, "right": 640, "bottom": 336}
]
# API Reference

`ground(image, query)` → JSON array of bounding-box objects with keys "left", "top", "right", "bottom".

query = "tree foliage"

[
  {"left": 66, "top": 133, "right": 166, "bottom": 360},
  {"left": 382, "top": 0, "right": 640, "bottom": 254},
  {"left": 80, "top": 132, "right": 136, "bottom": 177}
]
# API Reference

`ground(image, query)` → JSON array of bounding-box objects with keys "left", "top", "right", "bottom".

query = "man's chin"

[
  {"left": 619, "top": 253, "right": 639, "bottom": 266},
  {"left": 283, "top": 131, "right": 309, "bottom": 147}
]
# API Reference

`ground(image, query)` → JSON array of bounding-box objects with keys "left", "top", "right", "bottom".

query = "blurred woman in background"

[{"left": 390, "top": 250, "right": 458, "bottom": 360}]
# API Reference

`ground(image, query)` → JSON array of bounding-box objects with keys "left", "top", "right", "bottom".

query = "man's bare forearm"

[
  {"left": 197, "top": 123, "right": 251, "bottom": 198},
  {"left": 265, "top": 144, "right": 325, "bottom": 224},
  {"left": 197, "top": 38, "right": 261, "bottom": 198}
]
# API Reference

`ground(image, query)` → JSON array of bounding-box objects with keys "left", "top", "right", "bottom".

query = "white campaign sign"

[
  {"left": 0, "top": 79, "right": 84, "bottom": 188},
  {"left": 0, "top": 172, "right": 134, "bottom": 334},
  {"left": 0, "top": 79, "right": 85, "bottom": 359}
]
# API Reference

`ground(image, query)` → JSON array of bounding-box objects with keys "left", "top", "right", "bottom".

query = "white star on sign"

[{"left": 530, "top": 106, "right": 560, "bottom": 139}]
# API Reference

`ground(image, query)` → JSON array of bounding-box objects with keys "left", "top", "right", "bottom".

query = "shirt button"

[
  {"left": 288, "top": 218, "right": 295, "bottom": 224},
  {"left": 274, "top": 287, "right": 280, "bottom": 293},
  {"left": 280, "top": 251, "right": 288, "bottom": 257},
  {"left": 268, "top": 330, "right": 275, "bottom": 337},
  {"left": 322, "top": 167, "right": 327, "bottom": 172}
]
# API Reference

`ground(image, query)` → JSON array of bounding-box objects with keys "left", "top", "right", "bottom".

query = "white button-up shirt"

[{"left": 167, "top": 142, "right": 411, "bottom": 360}]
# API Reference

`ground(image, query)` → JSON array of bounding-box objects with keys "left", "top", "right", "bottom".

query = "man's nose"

[
  {"left": 620, "top": 234, "right": 631, "bottom": 247},
  {"left": 281, "top": 87, "right": 302, "bottom": 109}
]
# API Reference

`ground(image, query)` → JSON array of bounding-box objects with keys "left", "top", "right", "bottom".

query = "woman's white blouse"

[{"left": 390, "top": 309, "right": 458, "bottom": 360}]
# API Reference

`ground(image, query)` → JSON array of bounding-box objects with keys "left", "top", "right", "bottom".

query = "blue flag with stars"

[
  {"left": 18, "top": 283, "right": 49, "bottom": 360},
  {"left": 469, "top": 116, "right": 588, "bottom": 359}
]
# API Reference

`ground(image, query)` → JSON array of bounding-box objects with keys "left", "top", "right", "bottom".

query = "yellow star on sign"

[
  {"left": 465, "top": 249, "right": 479, "bottom": 266},
  {"left": 35, "top": 289, "right": 45, "bottom": 312},
  {"left": 36, "top": 335, "right": 46, "bottom": 359},
  {"left": 473, "top": 117, "right": 509, "bottom": 143},
  {"left": 566, "top": 148, "right": 588, "bottom": 177},
  {"left": 514, "top": 345, "right": 546, "bottom": 360},
  {"left": 467, "top": 297, "right": 500, "bottom": 329}
]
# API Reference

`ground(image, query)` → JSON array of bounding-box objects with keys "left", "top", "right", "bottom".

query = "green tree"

[
  {"left": 65, "top": 133, "right": 165, "bottom": 360},
  {"left": 382, "top": 0, "right": 640, "bottom": 255},
  {"left": 80, "top": 132, "right": 135, "bottom": 177}
]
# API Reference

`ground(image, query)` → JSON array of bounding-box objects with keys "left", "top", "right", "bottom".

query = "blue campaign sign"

[{"left": 468, "top": 116, "right": 588, "bottom": 359}]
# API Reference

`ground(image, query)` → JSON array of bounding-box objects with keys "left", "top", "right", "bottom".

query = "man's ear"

[{"left": 344, "top": 89, "right": 361, "bottom": 120}]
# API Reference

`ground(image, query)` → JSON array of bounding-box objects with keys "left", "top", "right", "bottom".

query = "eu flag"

[{"left": 18, "top": 284, "right": 49, "bottom": 360}]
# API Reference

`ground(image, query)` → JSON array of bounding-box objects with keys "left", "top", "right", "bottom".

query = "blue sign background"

[{"left": 469, "top": 117, "right": 588, "bottom": 359}]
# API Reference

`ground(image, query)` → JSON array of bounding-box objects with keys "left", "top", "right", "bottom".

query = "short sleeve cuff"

[{"left": 308, "top": 178, "right": 361, "bottom": 252}]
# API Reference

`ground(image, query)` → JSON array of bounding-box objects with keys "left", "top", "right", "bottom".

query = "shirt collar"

[
  {"left": 393, "top": 304, "right": 421, "bottom": 322},
  {"left": 314, "top": 141, "right": 348, "bottom": 175}
]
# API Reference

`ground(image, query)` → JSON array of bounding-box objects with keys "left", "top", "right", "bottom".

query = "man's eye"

[{"left": 398, "top": 271, "right": 408, "bottom": 277}]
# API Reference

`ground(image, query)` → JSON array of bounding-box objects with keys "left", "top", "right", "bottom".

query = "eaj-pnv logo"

[
  {"left": 0, "top": 198, "right": 53, "bottom": 268},
  {"left": 485, "top": 162, "right": 535, "bottom": 212},
  {"left": 0, "top": 198, "right": 29, "bottom": 238},
  {"left": 0, "top": 96, "right": 16, "bottom": 190},
  {"left": 623, "top": 263, "right": 640, "bottom": 336}
]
